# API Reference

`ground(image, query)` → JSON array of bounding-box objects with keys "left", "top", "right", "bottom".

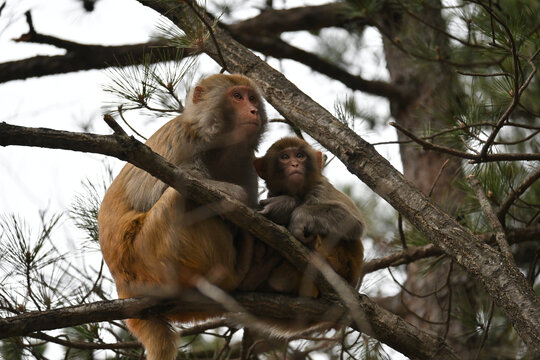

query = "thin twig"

[
  {"left": 397, "top": 214, "right": 407, "bottom": 249},
  {"left": 428, "top": 159, "right": 450, "bottom": 197},
  {"left": 390, "top": 121, "right": 540, "bottom": 162},
  {"left": 118, "top": 106, "right": 147, "bottom": 140},
  {"left": 103, "top": 114, "right": 127, "bottom": 136},
  {"left": 467, "top": 175, "right": 514, "bottom": 264},
  {"left": 184, "top": 0, "right": 228, "bottom": 72},
  {"left": 442, "top": 260, "right": 454, "bottom": 340},
  {"left": 498, "top": 168, "right": 540, "bottom": 226}
]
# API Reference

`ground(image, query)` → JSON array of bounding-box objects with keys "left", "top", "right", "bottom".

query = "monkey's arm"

[
  {"left": 259, "top": 195, "right": 299, "bottom": 225},
  {"left": 177, "top": 161, "right": 251, "bottom": 204},
  {"left": 289, "top": 202, "right": 364, "bottom": 244}
]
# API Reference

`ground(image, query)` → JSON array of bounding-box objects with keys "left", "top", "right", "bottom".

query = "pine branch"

[
  {"left": 362, "top": 226, "right": 540, "bottom": 274},
  {"left": 390, "top": 121, "right": 540, "bottom": 162},
  {"left": 498, "top": 168, "right": 540, "bottom": 225}
]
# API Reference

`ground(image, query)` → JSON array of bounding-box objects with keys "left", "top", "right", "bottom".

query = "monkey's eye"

[
  {"left": 280, "top": 153, "right": 290, "bottom": 160},
  {"left": 249, "top": 95, "right": 257, "bottom": 102},
  {"left": 296, "top": 152, "right": 305, "bottom": 159},
  {"left": 233, "top": 92, "right": 243, "bottom": 100}
]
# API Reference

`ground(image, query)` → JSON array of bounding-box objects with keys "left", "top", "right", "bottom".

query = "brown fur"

[
  {"left": 98, "top": 74, "right": 266, "bottom": 360},
  {"left": 255, "top": 137, "right": 364, "bottom": 298}
]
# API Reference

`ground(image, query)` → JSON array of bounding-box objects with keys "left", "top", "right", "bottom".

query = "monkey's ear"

[
  {"left": 253, "top": 158, "right": 266, "bottom": 179},
  {"left": 192, "top": 86, "right": 205, "bottom": 104},
  {"left": 316, "top": 151, "right": 323, "bottom": 170}
]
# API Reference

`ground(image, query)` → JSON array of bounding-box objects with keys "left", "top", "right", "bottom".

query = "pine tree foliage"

[{"left": 0, "top": 0, "right": 538, "bottom": 359}]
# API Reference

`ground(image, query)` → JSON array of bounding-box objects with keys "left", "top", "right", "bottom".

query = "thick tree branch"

[
  {"left": 0, "top": 291, "right": 459, "bottom": 360},
  {"left": 227, "top": 3, "right": 361, "bottom": 36},
  {"left": 230, "top": 34, "right": 408, "bottom": 103},
  {"left": 0, "top": 122, "right": 318, "bottom": 288},
  {"left": 0, "top": 39, "right": 189, "bottom": 83},
  {"left": 0, "top": 119, "right": 457, "bottom": 359},
  {"left": 132, "top": 0, "right": 540, "bottom": 352}
]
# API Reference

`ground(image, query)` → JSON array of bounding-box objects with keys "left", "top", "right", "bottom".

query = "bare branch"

[
  {"left": 232, "top": 34, "right": 408, "bottom": 103},
  {"left": 0, "top": 40, "right": 192, "bottom": 84},
  {"left": 467, "top": 175, "right": 514, "bottom": 264},
  {"left": 227, "top": 3, "right": 362, "bottom": 36}
]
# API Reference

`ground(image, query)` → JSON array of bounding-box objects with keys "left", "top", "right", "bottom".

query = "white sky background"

[{"left": 0, "top": 0, "right": 405, "bottom": 358}]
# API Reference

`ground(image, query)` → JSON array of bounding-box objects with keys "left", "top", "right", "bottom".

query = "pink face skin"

[
  {"left": 279, "top": 147, "right": 307, "bottom": 191},
  {"left": 227, "top": 85, "right": 261, "bottom": 144}
]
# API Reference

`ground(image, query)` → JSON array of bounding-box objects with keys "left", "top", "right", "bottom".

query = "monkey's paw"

[{"left": 259, "top": 195, "right": 297, "bottom": 225}]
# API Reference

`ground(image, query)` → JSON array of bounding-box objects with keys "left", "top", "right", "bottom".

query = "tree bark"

[{"left": 374, "top": 0, "right": 476, "bottom": 354}]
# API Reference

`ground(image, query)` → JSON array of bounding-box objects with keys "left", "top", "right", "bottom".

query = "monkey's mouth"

[
  {"left": 289, "top": 171, "right": 304, "bottom": 177},
  {"left": 240, "top": 121, "right": 259, "bottom": 127}
]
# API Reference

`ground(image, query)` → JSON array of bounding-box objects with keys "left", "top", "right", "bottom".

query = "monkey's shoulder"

[{"left": 303, "top": 178, "right": 361, "bottom": 215}]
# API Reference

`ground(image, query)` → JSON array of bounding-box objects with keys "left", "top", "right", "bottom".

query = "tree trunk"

[{"left": 377, "top": 0, "right": 475, "bottom": 355}]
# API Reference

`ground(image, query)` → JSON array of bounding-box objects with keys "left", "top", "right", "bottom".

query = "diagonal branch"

[
  {"left": 231, "top": 34, "right": 408, "bottom": 103},
  {"left": 0, "top": 120, "right": 457, "bottom": 359},
  {"left": 498, "top": 168, "right": 540, "bottom": 225},
  {"left": 467, "top": 175, "right": 514, "bottom": 263},
  {"left": 131, "top": 0, "right": 540, "bottom": 352},
  {"left": 0, "top": 122, "right": 317, "bottom": 289}
]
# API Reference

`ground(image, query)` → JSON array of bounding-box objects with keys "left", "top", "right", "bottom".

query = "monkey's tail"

[{"left": 126, "top": 317, "right": 178, "bottom": 360}]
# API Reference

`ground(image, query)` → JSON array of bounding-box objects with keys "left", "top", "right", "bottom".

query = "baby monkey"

[{"left": 254, "top": 137, "right": 364, "bottom": 296}]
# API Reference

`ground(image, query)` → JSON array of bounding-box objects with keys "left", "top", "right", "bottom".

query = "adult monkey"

[
  {"left": 98, "top": 74, "right": 267, "bottom": 360},
  {"left": 254, "top": 137, "right": 364, "bottom": 297}
]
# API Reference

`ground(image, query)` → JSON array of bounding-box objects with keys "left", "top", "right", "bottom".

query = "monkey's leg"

[
  {"left": 133, "top": 186, "right": 240, "bottom": 288},
  {"left": 126, "top": 318, "right": 177, "bottom": 360}
]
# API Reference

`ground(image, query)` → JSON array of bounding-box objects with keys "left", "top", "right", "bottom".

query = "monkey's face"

[
  {"left": 278, "top": 147, "right": 308, "bottom": 194},
  {"left": 224, "top": 85, "right": 263, "bottom": 146}
]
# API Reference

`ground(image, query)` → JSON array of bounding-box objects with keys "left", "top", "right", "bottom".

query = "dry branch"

[{"left": 0, "top": 291, "right": 459, "bottom": 360}]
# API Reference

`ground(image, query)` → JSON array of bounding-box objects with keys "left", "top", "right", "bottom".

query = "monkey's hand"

[
  {"left": 290, "top": 204, "right": 364, "bottom": 244},
  {"left": 259, "top": 195, "right": 298, "bottom": 225},
  {"left": 288, "top": 206, "right": 329, "bottom": 244}
]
